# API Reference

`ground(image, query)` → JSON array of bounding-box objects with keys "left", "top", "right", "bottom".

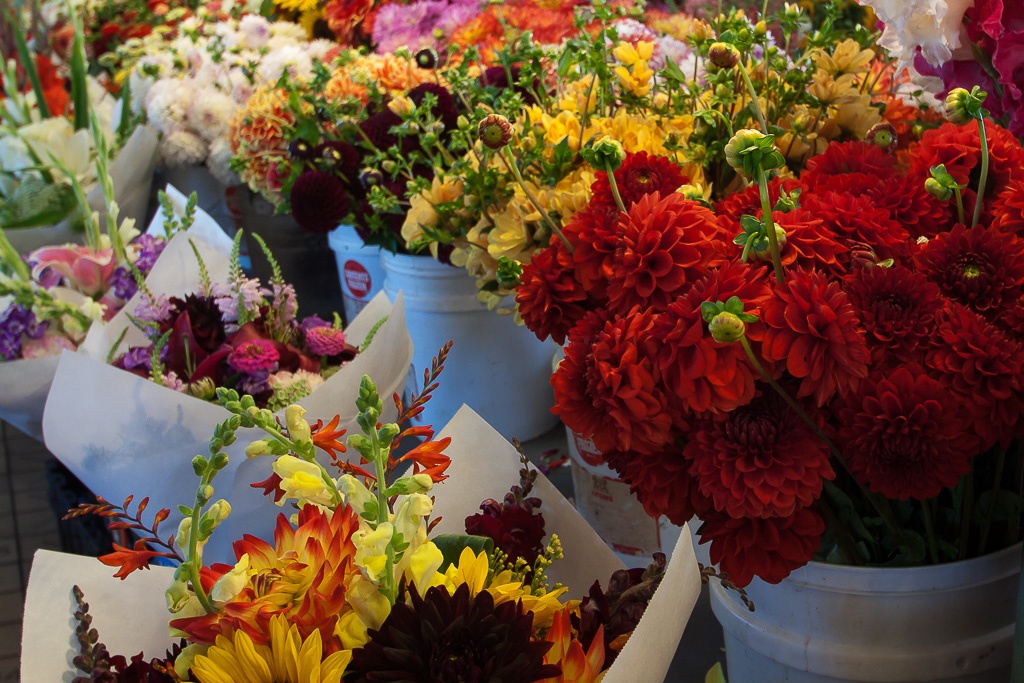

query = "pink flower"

[
  {"left": 29, "top": 245, "right": 118, "bottom": 298},
  {"left": 229, "top": 339, "right": 280, "bottom": 373},
  {"left": 21, "top": 333, "right": 76, "bottom": 359},
  {"left": 304, "top": 326, "right": 347, "bottom": 356}
]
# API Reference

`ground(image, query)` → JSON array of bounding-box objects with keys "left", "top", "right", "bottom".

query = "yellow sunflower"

[{"left": 192, "top": 615, "right": 352, "bottom": 683}]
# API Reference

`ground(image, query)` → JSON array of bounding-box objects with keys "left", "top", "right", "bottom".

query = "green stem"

[
  {"left": 737, "top": 61, "right": 768, "bottom": 134},
  {"left": 954, "top": 187, "right": 966, "bottom": 226},
  {"left": 499, "top": 148, "right": 573, "bottom": 253},
  {"left": 371, "top": 422, "right": 397, "bottom": 604},
  {"left": 922, "top": 498, "right": 940, "bottom": 564},
  {"left": 979, "top": 448, "right": 1007, "bottom": 556},
  {"left": 187, "top": 477, "right": 216, "bottom": 614},
  {"left": 973, "top": 115, "right": 989, "bottom": 228},
  {"left": 819, "top": 494, "right": 864, "bottom": 566},
  {"left": 756, "top": 166, "right": 785, "bottom": 284},
  {"left": 606, "top": 167, "right": 627, "bottom": 213},
  {"left": 0, "top": 229, "right": 30, "bottom": 281}
]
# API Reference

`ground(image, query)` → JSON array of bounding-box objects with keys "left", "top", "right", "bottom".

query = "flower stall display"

[
  {"left": 0, "top": 9, "right": 158, "bottom": 253},
  {"left": 41, "top": 227, "right": 412, "bottom": 559},
  {"left": 23, "top": 363, "right": 701, "bottom": 682},
  {"left": 511, "top": 9, "right": 1024, "bottom": 670}
]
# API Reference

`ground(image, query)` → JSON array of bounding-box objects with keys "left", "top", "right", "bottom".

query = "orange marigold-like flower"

[
  {"left": 170, "top": 505, "right": 363, "bottom": 653},
  {"left": 231, "top": 86, "right": 295, "bottom": 203}
]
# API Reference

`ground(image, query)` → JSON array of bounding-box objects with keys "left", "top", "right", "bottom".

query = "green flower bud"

[
  {"left": 245, "top": 439, "right": 274, "bottom": 458},
  {"left": 924, "top": 177, "right": 953, "bottom": 202},
  {"left": 749, "top": 225, "right": 788, "bottom": 260},
  {"left": 708, "top": 311, "right": 746, "bottom": 343},
  {"left": 191, "top": 455, "right": 208, "bottom": 476},
  {"left": 496, "top": 256, "right": 524, "bottom": 289},
  {"left": 479, "top": 113, "right": 513, "bottom": 150},
  {"left": 943, "top": 87, "right": 987, "bottom": 125},
  {"left": 724, "top": 128, "right": 784, "bottom": 177},
  {"left": 866, "top": 121, "right": 897, "bottom": 153},
  {"left": 708, "top": 42, "right": 740, "bottom": 69},
  {"left": 582, "top": 136, "right": 626, "bottom": 171},
  {"left": 187, "top": 377, "right": 217, "bottom": 400}
]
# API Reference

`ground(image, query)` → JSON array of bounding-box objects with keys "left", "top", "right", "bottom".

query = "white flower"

[
  {"left": 207, "top": 138, "right": 241, "bottom": 186},
  {"left": 860, "top": 0, "right": 973, "bottom": 67},
  {"left": 186, "top": 90, "right": 237, "bottom": 143},
  {"left": 160, "top": 128, "right": 209, "bottom": 167},
  {"left": 257, "top": 45, "right": 313, "bottom": 84},
  {"left": 269, "top": 369, "right": 325, "bottom": 393},
  {"left": 238, "top": 14, "right": 273, "bottom": 50},
  {"left": 145, "top": 79, "right": 191, "bottom": 132},
  {"left": 20, "top": 118, "right": 98, "bottom": 188}
]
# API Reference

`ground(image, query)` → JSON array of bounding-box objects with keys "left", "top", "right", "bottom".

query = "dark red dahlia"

[
  {"left": 163, "top": 294, "right": 226, "bottom": 353},
  {"left": 349, "top": 584, "right": 559, "bottom": 683},
  {"left": 800, "top": 141, "right": 896, "bottom": 195},
  {"left": 914, "top": 223, "right": 1024, "bottom": 317},
  {"left": 552, "top": 308, "right": 675, "bottom": 456},
  {"left": 801, "top": 191, "right": 912, "bottom": 265},
  {"left": 605, "top": 193, "right": 724, "bottom": 315},
  {"left": 926, "top": 304, "right": 1024, "bottom": 451},
  {"left": 589, "top": 151, "right": 689, "bottom": 210},
  {"left": 603, "top": 446, "right": 711, "bottom": 527},
  {"left": 314, "top": 140, "right": 361, "bottom": 186},
  {"left": 908, "top": 120, "right": 1024, "bottom": 199},
  {"left": 685, "top": 390, "right": 833, "bottom": 519},
  {"left": 843, "top": 264, "right": 944, "bottom": 366},
  {"left": 991, "top": 178, "right": 1024, "bottom": 236},
  {"left": 654, "top": 260, "right": 772, "bottom": 415},
  {"left": 700, "top": 506, "right": 826, "bottom": 586},
  {"left": 761, "top": 269, "right": 870, "bottom": 406},
  {"left": 866, "top": 173, "right": 955, "bottom": 240},
  {"left": 565, "top": 202, "right": 621, "bottom": 300},
  {"left": 713, "top": 177, "right": 801, "bottom": 230},
  {"left": 407, "top": 82, "right": 459, "bottom": 132},
  {"left": 359, "top": 109, "right": 402, "bottom": 150},
  {"left": 516, "top": 238, "right": 593, "bottom": 346},
  {"left": 465, "top": 467, "right": 546, "bottom": 567},
  {"left": 837, "top": 364, "right": 979, "bottom": 500},
  {"left": 290, "top": 170, "right": 351, "bottom": 234},
  {"left": 761, "top": 208, "right": 849, "bottom": 279}
]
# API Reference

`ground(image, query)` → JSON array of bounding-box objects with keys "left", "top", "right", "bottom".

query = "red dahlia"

[
  {"left": 654, "top": 261, "right": 772, "bottom": 415},
  {"left": 800, "top": 141, "right": 896, "bottom": 195},
  {"left": 837, "top": 365, "right": 979, "bottom": 500},
  {"left": 761, "top": 269, "right": 870, "bottom": 406},
  {"left": 990, "top": 178, "right": 1024, "bottom": 237},
  {"left": 606, "top": 193, "right": 724, "bottom": 315},
  {"left": 927, "top": 304, "right": 1024, "bottom": 451},
  {"left": 565, "top": 202, "right": 622, "bottom": 300},
  {"left": 700, "top": 506, "right": 826, "bottom": 586},
  {"left": 909, "top": 121, "right": 1024, "bottom": 199},
  {"left": 801, "top": 192, "right": 911, "bottom": 265},
  {"left": 552, "top": 308, "right": 676, "bottom": 456},
  {"left": 516, "top": 239, "right": 593, "bottom": 345},
  {"left": 684, "top": 391, "right": 834, "bottom": 520},
  {"left": 914, "top": 223, "right": 1024, "bottom": 317},
  {"left": 766, "top": 208, "right": 849, "bottom": 279},
  {"left": 290, "top": 170, "right": 351, "bottom": 234},
  {"left": 603, "top": 446, "right": 711, "bottom": 527},
  {"left": 866, "top": 173, "right": 955, "bottom": 240},
  {"left": 843, "top": 264, "right": 944, "bottom": 366},
  {"left": 589, "top": 151, "right": 689, "bottom": 210},
  {"left": 712, "top": 177, "right": 800, "bottom": 230}
]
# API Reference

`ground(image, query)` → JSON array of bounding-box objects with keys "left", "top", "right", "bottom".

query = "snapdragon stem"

[
  {"left": 499, "top": 148, "right": 573, "bottom": 253},
  {"left": 973, "top": 115, "right": 989, "bottom": 228},
  {"left": 371, "top": 423, "right": 397, "bottom": 605},
  {"left": 738, "top": 61, "right": 768, "bottom": 134},
  {"left": 756, "top": 166, "right": 785, "bottom": 284},
  {"left": 188, "top": 474, "right": 216, "bottom": 615},
  {"left": 738, "top": 336, "right": 902, "bottom": 536}
]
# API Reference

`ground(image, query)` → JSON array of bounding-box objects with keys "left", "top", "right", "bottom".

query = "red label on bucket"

[
  {"left": 572, "top": 432, "right": 607, "bottom": 468},
  {"left": 343, "top": 260, "right": 372, "bottom": 299}
]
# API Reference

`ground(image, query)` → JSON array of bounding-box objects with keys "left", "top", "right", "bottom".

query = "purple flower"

[
  {"left": 109, "top": 266, "right": 139, "bottom": 301},
  {"left": 301, "top": 315, "right": 330, "bottom": 333},
  {"left": 272, "top": 283, "right": 298, "bottom": 323},
  {"left": 117, "top": 346, "right": 156, "bottom": 371},
  {"left": 305, "top": 326, "right": 347, "bottom": 356},
  {"left": 372, "top": 0, "right": 437, "bottom": 53},
  {"left": 0, "top": 333, "right": 19, "bottom": 361},
  {"left": 239, "top": 370, "right": 271, "bottom": 396},
  {"left": 134, "top": 293, "right": 174, "bottom": 326},
  {"left": 133, "top": 234, "right": 167, "bottom": 274},
  {"left": 229, "top": 339, "right": 280, "bottom": 373}
]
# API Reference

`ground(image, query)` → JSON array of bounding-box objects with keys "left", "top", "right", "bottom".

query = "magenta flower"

[
  {"left": 305, "top": 326, "right": 347, "bottom": 356},
  {"left": 229, "top": 339, "right": 280, "bottom": 373}
]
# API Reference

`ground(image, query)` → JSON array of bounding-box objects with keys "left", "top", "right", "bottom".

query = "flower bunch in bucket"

[
  {"left": 393, "top": 2, "right": 920, "bottom": 310},
  {"left": 53, "top": 354, "right": 673, "bottom": 682},
  {"left": 516, "top": 32, "right": 1024, "bottom": 588}
]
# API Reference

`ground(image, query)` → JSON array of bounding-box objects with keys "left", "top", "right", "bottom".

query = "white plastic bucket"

[
  {"left": 328, "top": 225, "right": 385, "bottom": 325},
  {"left": 381, "top": 252, "right": 559, "bottom": 442},
  {"left": 710, "top": 542, "right": 1022, "bottom": 682}
]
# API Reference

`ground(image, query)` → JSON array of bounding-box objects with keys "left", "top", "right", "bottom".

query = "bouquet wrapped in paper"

[
  {"left": 0, "top": 180, "right": 232, "bottom": 440},
  {"left": 42, "top": 227, "right": 412, "bottom": 558},
  {"left": 23, "top": 362, "right": 700, "bottom": 681}
]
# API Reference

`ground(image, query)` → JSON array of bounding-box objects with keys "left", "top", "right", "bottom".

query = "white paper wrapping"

[
  {"left": 0, "top": 189, "right": 234, "bottom": 440},
  {"left": 23, "top": 405, "right": 700, "bottom": 682},
  {"left": 43, "top": 292, "right": 412, "bottom": 561}
]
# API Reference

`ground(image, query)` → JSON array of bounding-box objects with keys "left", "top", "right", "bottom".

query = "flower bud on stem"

[
  {"left": 973, "top": 116, "right": 989, "bottom": 228},
  {"left": 756, "top": 166, "right": 785, "bottom": 284},
  {"left": 498, "top": 148, "right": 574, "bottom": 253}
]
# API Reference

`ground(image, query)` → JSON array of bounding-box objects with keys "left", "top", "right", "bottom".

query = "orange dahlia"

[
  {"left": 991, "top": 178, "right": 1024, "bottom": 236},
  {"left": 909, "top": 121, "right": 1024, "bottom": 200},
  {"left": 170, "top": 505, "right": 363, "bottom": 653},
  {"left": 801, "top": 192, "right": 912, "bottom": 266},
  {"left": 761, "top": 269, "right": 869, "bottom": 407}
]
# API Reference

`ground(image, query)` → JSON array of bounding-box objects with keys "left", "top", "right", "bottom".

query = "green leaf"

[
  {"left": 8, "top": 7, "right": 49, "bottom": 119},
  {"left": 433, "top": 534, "right": 495, "bottom": 572},
  {"left": 0, "top": 177, "right": 78, "bottom": 229},
  {"left": 705, "top": 662, "right": 727, "bottom": 683},
  {"left": 662, "top": 57, "right": 689, "bottom": 84}
]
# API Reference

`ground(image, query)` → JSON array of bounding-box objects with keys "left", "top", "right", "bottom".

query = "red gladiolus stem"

[
  {"left": 973, "top": 115, "right": 989, "bottom": 228},
  {"left": 921, "top": 498, "right": 940, "bottom": 564},
  {"left": 756, "top": 167, "right": 785, "bottom": 284},
  {"left": 739, "top": 336, "right": 901, "bottom": 536},
  {"left": 978, "top": 447, "right": 1006, "bottom": 556}
]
